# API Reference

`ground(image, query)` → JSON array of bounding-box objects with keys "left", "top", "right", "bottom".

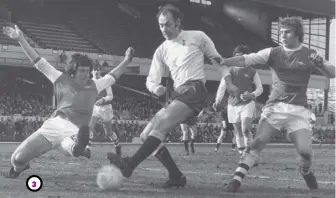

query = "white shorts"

[
  {"left": 36, "top": 116, "right": 79, "bottom": 148},
  {"left": 260, "top": 102, "right": 312, "bottom": 133},
  {"left": 227, "top": 101, "right": 255, "bottom": 123},
  {"left": 92, "top": 104, "right": 114, "bottom": 122}
]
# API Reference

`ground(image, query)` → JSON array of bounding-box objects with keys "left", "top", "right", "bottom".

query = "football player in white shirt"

[{"left": 107, "top": 4, "right": 238, "bottom": 188}]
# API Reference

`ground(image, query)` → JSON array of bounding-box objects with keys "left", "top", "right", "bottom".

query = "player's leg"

[
  {"left": 6, "top": 132, "right": 52, "bottom": 178},
  {"left": 231, "top": 133, "right": 236, "bottom": 151},
  {"left": 289, "top": 129, "right": 317, "bottom": 189},
  {"left": 180, "top": 123, "right": 190, "bottom": 155},
  {"left": 108, "top": 100, "right": 194, "bottom": 185},
  {"left": 228, "top": 104, "right": 245, "bottom": 154},
  {"left": 215, "top": 124, "right": 226, "bottom": 152},
  {"left": 7, "top": 116, "right": 89, "bottom": 178},
  {"left": 240, "top": 101, "right": 256, "bottom": 147},
  {"left": 82, "top": 115, "right": 99, "bottom": 158},
  {"left": 224, "top": 118, "right": 279, "bottom": 192},
  {"left": 135, "top": 109, "right": 185, "bottom": 185},
  {"left": 189, "top": 123, "right": 197, "bottom": 154},
  {"left": 287, "top": 112, "right": 318, "bottom": 190},
  {"left": 102, "top": 121, "right": 121, "bottom": 156},
  {"left": 232, "top": 123, "right": 245, "bottom": 155},
  {"left": 107, "top": 81, "right": 206, "bottom": 188}
]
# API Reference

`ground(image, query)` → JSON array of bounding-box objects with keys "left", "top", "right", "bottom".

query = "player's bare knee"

[
  {"left": 140, "top": 132, "right": 149, "bottom": 142},
  {"left": 297, "top": 148, "right": 312, "bottom": 160},
  {"left": 11, "top": 152, "right": 26, "bottom": 165},
  {"left": 151, "top": 114, "right": 171, "bottom": 133}
]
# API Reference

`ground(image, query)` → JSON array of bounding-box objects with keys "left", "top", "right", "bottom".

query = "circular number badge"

[{"left": 26, "top": 175, "right": 43, "bottom": 192}]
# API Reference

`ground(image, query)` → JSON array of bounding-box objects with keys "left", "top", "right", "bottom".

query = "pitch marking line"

[{"left": 144, "top": 168, "right": 335, "bottom": 185}]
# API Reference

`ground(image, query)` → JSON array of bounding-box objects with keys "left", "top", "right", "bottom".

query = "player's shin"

[
  {"left": 155, "top": 146, "right": 183, "bottom": 179},
  {"left": 183, "top": 140, "right": 189, "bottom": 154},
  {"left": 236, "top": 135, "right": 246, "bottom": 154},
  {"left": 224, "top": 150, "right": 258, "bottom": 192}
]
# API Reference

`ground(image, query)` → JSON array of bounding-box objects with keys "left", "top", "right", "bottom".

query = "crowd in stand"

[{"left": 0, "top": 80, "right": 334, "bottom": 144}]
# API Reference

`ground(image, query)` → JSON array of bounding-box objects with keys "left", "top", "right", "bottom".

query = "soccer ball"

[{"left": 96, "top": 165, "right": 123, "bottom": 190}]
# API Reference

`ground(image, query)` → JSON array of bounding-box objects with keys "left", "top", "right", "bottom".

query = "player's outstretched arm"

[
  {"left": 222, "top": 48, "right": 271, "bottom": 68},
  {"left": 3, "top": 25, "right": 62, "bottom": 83},
  {"left": 3, "top": 25, "right": 39, "bottom": 62},
  {"left": 95, "top": 47, "right": 134, "bottom": 93}
]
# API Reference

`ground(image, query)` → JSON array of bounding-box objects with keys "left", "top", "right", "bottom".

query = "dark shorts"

[{"left": 170, "top": 80, "right": 207, "bottom": 115}]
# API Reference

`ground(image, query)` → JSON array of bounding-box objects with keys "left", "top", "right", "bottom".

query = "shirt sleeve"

[
  {"left": 199, "top": 31, "right": 221, "bottom": 60},
  {"left": 243, "top": 48, "right": 272, "bottom": 67},
  {"left": 215, "top": 77, "right": 227, "bottom": 104},
  {"left": 103, "top": 86, "right": 113, "bottom": 101},
  {"left": 94, "top": 75, "right": 116, "bottom": 94},
  {"left": 251, "top": 72, "right": 263, "bottom": 97},
  {"left": 35, "top": 58, "right": 62, "bottom": 83},
  {"left": 146, "top": 47, "right": 165, "bottom": 94}
]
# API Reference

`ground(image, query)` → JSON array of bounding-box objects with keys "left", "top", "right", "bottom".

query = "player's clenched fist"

[
  {"left": 309, "top": 52, "right": 323, "bottom": 68},
  {"left": 125, "top": 47, "right": 135, "bottom": 62},
  {"left": 3, "top": 25, "right": 23, "bottom": 41},
  {"left": 154, "top": 85, "right": 166, "bottom": 96}
]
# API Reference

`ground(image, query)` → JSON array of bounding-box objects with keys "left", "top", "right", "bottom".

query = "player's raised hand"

[
  {"left": 3, "top": 25, "right": 23, "bottom": 41},
  {"left": 125, "top": 47, "right": 135, "bottom": 62},
  {"left": 309, "top": 52, "right": 323, "bottom": 68}
]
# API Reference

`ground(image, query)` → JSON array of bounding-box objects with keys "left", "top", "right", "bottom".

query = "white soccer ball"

[{"left": 96, "top": 164, "right": 123, "bottom": 190}]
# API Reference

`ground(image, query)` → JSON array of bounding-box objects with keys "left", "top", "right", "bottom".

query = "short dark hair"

[
  {"left": 279, "top": 16, "right": 304, "bottom": 43},
  {"left": 67, "top": 53, "right": 93, "bottom": 76},
  {"left": 156, "top": 4, "right": 184, "bottom": 22},
  {"left": 233, "top": 45, "right": 250, "bottom": 56}
]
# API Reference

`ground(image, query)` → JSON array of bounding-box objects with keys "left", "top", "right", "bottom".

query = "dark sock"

[
  {"left": 238, "top": 147, "right": 246, "bottom": 152},
  {"left": 190, "top": 139, "right": 195, "bottom": 145},
  {"left": 155, "top": 146, "right": 183, "bottom": 179},
  {"left": 216, "top": 143, "right": 220, "bottom": 149},
  {"left": 129, "top": 136, "right": 161, "bottom": 169},
  {"left": 183, "top": 140, "right": 189, "bottom": 153}
]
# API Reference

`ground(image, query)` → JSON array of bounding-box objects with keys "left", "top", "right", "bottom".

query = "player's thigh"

[
  {"left": 149, "top": 100, "right": 194, "bottom": 141},
  {"left": 227, "top": 104, "right": 240, "bottom": 124},
  {"left": 289, "top": 129, "right": 312, "bottom": 155},
  {"left": 12, "top": 131, "right": 52, "bottom": 163},
  {"left": 154, "top": 100, "right": 194, "bottom": 132},
  {"left": 140, "top": 108, "right": 165, "bottom": 141},
  {"left": 250, "top": 118, "right": 278, "bottom": 151}
]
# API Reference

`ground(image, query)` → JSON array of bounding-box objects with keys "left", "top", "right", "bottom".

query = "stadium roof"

[{"left": 250, "top": 0, "right": 335, "bottom": 17}]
